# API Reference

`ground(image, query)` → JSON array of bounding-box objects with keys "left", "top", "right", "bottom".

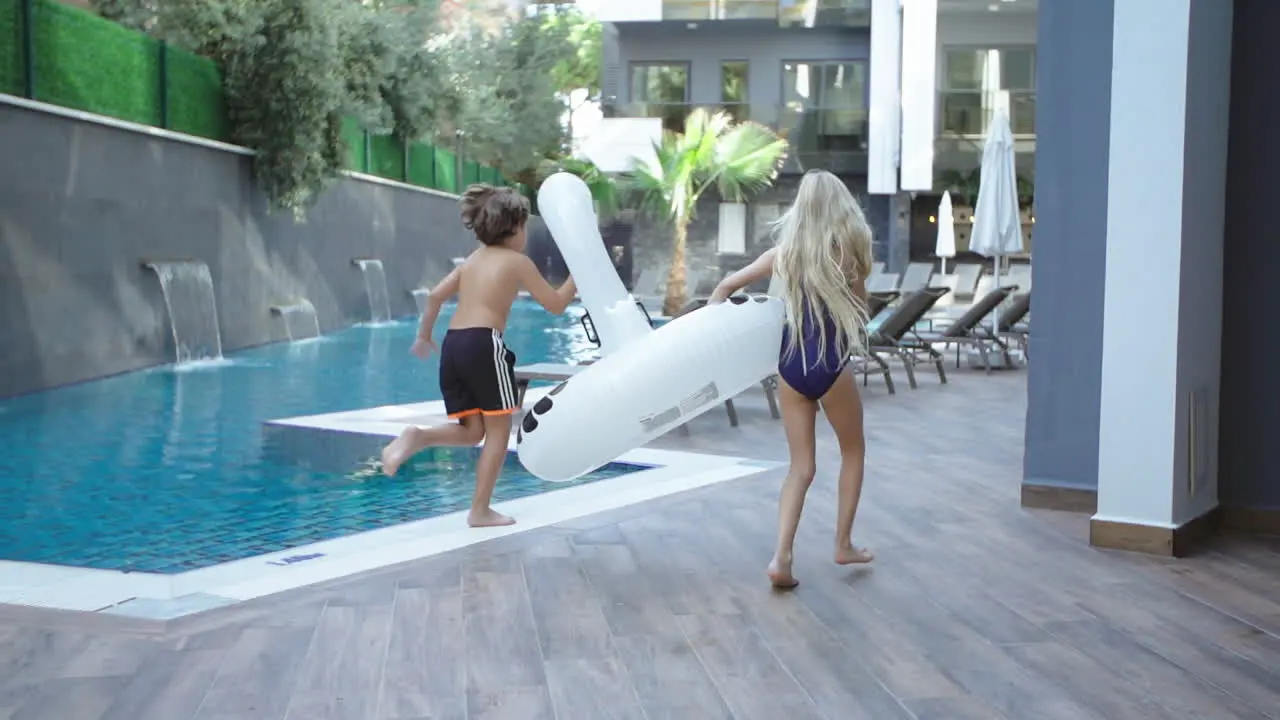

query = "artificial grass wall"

[{"left": 0, "top": 0, "right": 506, "bottom": 195}]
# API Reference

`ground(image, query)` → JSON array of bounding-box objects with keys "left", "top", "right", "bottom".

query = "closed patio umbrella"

[
  {"left": 969, "top": 109, "right": 1024, "bottom": 340},
  {"left": 935, "top": 190, "right": 956, "bottom": 274}
]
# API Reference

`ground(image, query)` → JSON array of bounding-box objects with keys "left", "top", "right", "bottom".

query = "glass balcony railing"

[
  {"left": 601, "top": 102, "right": 869, "bottom": 173},
  {"left": 658, "top": 0, "right": 869, "bottom": 25},
  {"left": 939, "top": 90, "right": 1037, "bottom": 137},
  {"left": 776, "top": 0, "right": 871, "bottom": 28},
  {"left": 662, "top": 0, "right": 778, "bottom": 20}
]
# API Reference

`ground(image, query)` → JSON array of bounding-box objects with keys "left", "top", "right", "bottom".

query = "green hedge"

[
  {"left": 34, "top": 0, "right": 161, "bottom": 126},
  {"left": 0, "top": 0, "right": 21, "bottom": 96},
  {"left": 1, "top": 0, "right": 509, "bottom": 196},
  {"left": 164, "top": 44, "right": 226, "bottom": 140}
]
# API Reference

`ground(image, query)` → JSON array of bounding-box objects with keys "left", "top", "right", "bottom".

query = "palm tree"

[
  {"left": 537, "top": 156, "right": 622, "bottom": 222},
  {"left": 630, "top": 108, "right": 789, "bottom": 316}
]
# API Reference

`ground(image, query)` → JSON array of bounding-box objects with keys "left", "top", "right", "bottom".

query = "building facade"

[{"left": 589, "top": 0, "right": 1038, "bottom": 287}]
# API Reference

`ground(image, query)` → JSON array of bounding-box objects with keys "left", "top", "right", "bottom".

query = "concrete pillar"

[
  {"left": 1090, "top": 0, "right": 1232, "bottom": 554},
  {"left": 1020, "top": 0, "right": 1115, "bottom": 511}
]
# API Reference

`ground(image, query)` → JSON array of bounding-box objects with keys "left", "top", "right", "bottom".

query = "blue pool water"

[{"left": 0, "top": 301, "right": 627, "bottom": 574}]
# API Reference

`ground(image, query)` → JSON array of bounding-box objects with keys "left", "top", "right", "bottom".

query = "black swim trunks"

[{"left": 439, "top": 327, "right": 520, "bottom": 420}]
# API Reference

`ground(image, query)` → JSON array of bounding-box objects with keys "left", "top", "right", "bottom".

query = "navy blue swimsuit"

[{"left": 778, "top": 305, "right": 849, "bottom": 401}]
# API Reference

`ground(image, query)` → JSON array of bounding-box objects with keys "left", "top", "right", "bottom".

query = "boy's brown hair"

[{"left": 459, "top": 184, "right": 530, "bottom": 246}]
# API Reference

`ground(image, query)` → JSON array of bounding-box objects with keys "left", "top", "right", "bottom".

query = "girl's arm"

[
  {"left": 417, "top": 268, "right": 461, "bottom": 342},
  {"left": 708, "top": 248, "right": 778, "bottom": 303}
]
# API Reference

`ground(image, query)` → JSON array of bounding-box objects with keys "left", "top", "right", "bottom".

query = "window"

[
  {"left": 721, "top": 61, "right": 749, "bottom": 122},
  {"left": 630, "top": 63, "right": 689, "bottom": 132},
  {"left": 781, "top": 61, "right": 868, "bottom": 152},
  {"left": 941, "top": 48, "right": 1036, "bottom": 136}
]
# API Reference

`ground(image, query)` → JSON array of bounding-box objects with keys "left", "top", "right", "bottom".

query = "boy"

[{"left": 381, "top": 184, "right": 577, "bottom": 528}]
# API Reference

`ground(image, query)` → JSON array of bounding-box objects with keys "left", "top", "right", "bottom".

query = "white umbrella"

[
  {"left": 935, "top": 190, "right": 956, "bottom": 274},
  {"left": 969, "top": 109, "right": 1024, "bottom": 340}
]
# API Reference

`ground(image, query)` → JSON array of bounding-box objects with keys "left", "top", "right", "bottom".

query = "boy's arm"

[
  {"left": 417, "top": 268, "right": 461, "bottom": 341},
  {"left": 516, "top": 257, "right": 576, "bottom": 315},
  {"left": 709, "top": 247, "right": 777, "bottom": 303}
]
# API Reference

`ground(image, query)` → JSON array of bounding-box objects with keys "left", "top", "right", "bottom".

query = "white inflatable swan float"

[{"left": 516, "top": 172, "right": 784, "bottom": 482}]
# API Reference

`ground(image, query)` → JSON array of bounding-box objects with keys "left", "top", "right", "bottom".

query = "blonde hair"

[{"left": 772, "top": 170, "right": 875, "bottom": 368}]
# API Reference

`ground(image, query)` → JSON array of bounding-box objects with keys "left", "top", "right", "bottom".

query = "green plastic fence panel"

[
  {"left": 164, "top": 45, "right": 228, "bottom": 140},
  {"left": 434, "top": 147, "right": 457, "bottom": 193},
  {"left": 0, "top": 0, "right": 22, "bottom": 96},
  {"left": 34, "top": 0, "right": 161, "bottom": 125},
  {"left": 462, "top": 160, "right": 481, "bottom": 187},
  {"left": 369, "top": 133, "right": 405, "bottom": 181},
  {"left": 479, "top": 166, "right": 499, "bottom": 185},
  {"left": 341, "top": 117, "right": 366, "bottom": 171},
  {"left": 407, "top": 142, "right": 436, "bottom": 189}
]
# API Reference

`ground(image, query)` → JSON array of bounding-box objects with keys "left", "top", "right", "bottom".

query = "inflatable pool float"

[
  {"left": 536, "top": 172, "right": 652, "bottom": 356},
  {"left": 517, "top": 173, "right": 785, "bottom": 482}
]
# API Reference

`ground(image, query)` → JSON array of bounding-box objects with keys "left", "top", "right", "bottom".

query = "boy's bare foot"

[
  {"left": 767, "top": 554, "right": 799, "bottom": 589},
  {"left": 381, "top": 427, "right": 419, "bottom": 477},
  {"left": 468, "top": 509, "right": 516, "bottom": 528},
  {"left": 835, "top": 545, "right": 874, "bottom": 565}
]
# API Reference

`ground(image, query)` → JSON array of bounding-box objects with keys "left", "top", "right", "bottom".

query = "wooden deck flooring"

[{"left": 2, "top": 367, "right": 1278, "bottom": 719}]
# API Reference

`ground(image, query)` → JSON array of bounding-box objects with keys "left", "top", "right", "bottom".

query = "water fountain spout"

[{"left": 143, "top": 260, "right": 224, "bottom": 364}]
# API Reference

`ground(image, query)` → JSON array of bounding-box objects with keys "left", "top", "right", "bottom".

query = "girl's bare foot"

[
  {"left": 468, "top": 509, "right": 516, "bottom": 528},
  {"left": 835, "top": 545, "right": 874, "bottom": 565},
  {"left": 767, "top": 553, "right": 799, "bottom": 589},
  {"left": 380, "top": 427, "right": 419, "bottom": 477}
]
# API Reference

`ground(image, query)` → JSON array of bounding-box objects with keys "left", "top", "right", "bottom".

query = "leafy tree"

[
  {"left": 630, "top": 108, "right": 789, "bottom": 316},
  {"left": 537, "top": 5, "right": 600, "bottom": 140},
  {"left": 89, "top": 0, "right": 579, "bottom": 214},
  {"left": 439, "top": 6, "right": 575, "bottom": 180}
]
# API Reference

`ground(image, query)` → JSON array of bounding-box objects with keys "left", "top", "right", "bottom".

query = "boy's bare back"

[{"left": 449, "top": 247, "right": 544, "bottom": 331}]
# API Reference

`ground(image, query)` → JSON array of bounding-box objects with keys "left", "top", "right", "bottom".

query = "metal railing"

[
  {"left": 658, "top": 0, "right": 869, "bottom": 24},
  {"left": 601, "top": 102, "right": 869, "bottom": 173},
  {"left": 662, "top": 0, "right": 778, "bottom": 20}
]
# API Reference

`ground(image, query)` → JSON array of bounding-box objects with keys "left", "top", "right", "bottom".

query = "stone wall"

[{"left": 0, "top": 99, "right": 475, "bottom": 397}]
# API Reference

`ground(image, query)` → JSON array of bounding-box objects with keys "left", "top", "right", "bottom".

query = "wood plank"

[
  {"left": 521, "top": 555, "right": 614, "bottom": 661},
  {"left": 1044, "top": 618, "right": 1274, "bottom": 720},
  {"left": 193, "top": 626, "right": 318, "bottom": 720},
  {"left": 573, "top": 543, "right": 683, "bottom": 640},
  {"left": 612, "top": 635, "right": 734, "bottom": 720},
  {"left": 461, "top": 554, "right": 550, "bottom": 717},
  {"left": 543, "top": 657, "right": 647, "bottom": 720},
  {"left": 101, "top": 649, "right": 224, "bottom": 720},
  {"left": 8, "top": 676, "right": 123, "bottom": 720},
  {"left": 284, "top": 603, "right": 394, "bottom": 720},
  {"left": 675, "top": 612, "right": 825, "bottom": 720},
  {"left": 377, "top": 587, "right": 466, "bottom": 720},
  {"left": 844, "top": 568, "right": 1104, "bottom": 720}
]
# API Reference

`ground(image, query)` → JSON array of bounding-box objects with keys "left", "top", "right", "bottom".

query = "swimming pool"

[{"left": 0, "top": 300, "right": 613, "bottom": 574}]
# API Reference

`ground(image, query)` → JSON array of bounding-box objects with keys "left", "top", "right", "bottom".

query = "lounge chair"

[
  {"left": 953, "top": 263, "right": 983, "bottom": 302},
  {"left": 992, "top": 291, "right": 1031, "bottom": 356},
  {"left": 898, "top": 262, "right": 935, "bottom": 293},
  {"left": 899, "top": 284, "right": 1020, "bottom": 376},
  {"left": 855, "top": 287, "right": 951, "bottom": 392},
  {"left": 1006, "top": 263, "right": 1033, "bottom": 292},
  {"left": 866, "top": 272, "right": 901, "bottom": 294},
  {"left": 632, "top": 267, "right": 664, "bottom": 314}
]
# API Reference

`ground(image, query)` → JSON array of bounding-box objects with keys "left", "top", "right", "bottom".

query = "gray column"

[{"left": 1021, "top": 0, "right": 1114, "bottom": 500}]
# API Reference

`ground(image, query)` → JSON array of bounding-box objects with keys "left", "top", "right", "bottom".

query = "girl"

[{"left": 708, "top": 170, "right": 874, "bottom": 588}]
